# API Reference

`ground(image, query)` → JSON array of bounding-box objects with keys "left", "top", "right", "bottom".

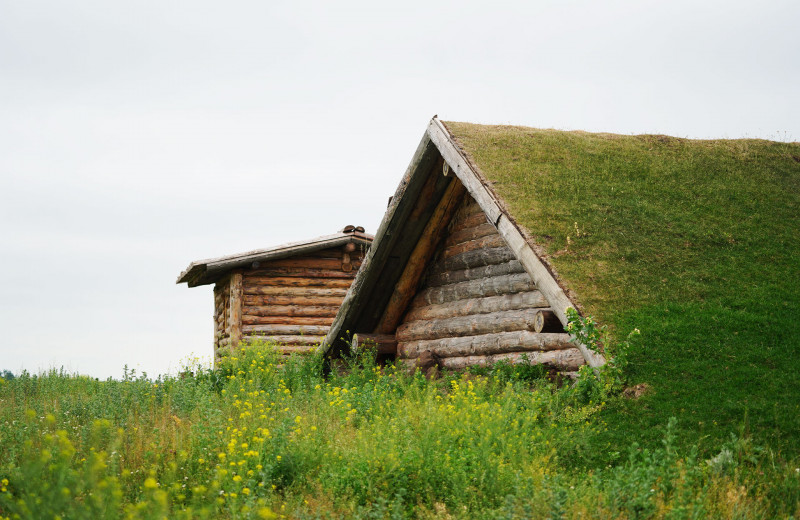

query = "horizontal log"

[
  {"left": 451, "top": 198, "right": 483, "bottom": 222},
  {"left": 248, "top": 266, "right": 358, "bottom": 279},
  {"left": 240, "top": 334, "right": 326, "bottom": 346},
  {"left": 397, "top": 308, "right": 544, "bottom": 342},
  {"left": 352, "top": 333, "right": 398, "bottom": 355},
  {"left": 241, "top": 324, "right": 329, "bottom": 336},
  {"left": 441, "top": 233, "right": 506, "bottom": 261},
  {"left": 534, "top": 310, "right": 563, "bottom": 333},
  {"left": 450, "top": 211, "right": 490, "bottom": 233},
  {"left": 241, "top": 316, "right": 334, "bottom": 326},
  {"left": 437, "top": 348, "right": 584, "bottom": 371},
  {"left": 242, "top": 276, "right": 354, "bottom": 288},
  {"left": 243, "top": 286, "right": 348, "bottom": 298},
  {"left": 426, "top": 259, "right": 526, "bottom": 288},
  {"left": 432, "top": 246, "right": 517, "bottom": 273},
  {"left": 415, "top": 272, "right": 534, "bottom": 306},
  {"left": 260, "top": 257, "right": 361, "bottom": 270},
  {"left": 243, "top": 295, "right": 344, "bottom": 307},
  {"left": 404, "top": 290, "right": 549, "bottom": 322},
  {"left": 242, "top": 304, "right": 340, "bottom": 318},
  {"left": 444, "top": 222, "right": 499, "bottom": 249},
  {"left": 398, "top": 331, "right": 574, "bottom": 359}
]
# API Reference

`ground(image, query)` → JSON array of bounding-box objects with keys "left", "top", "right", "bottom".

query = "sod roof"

[{"left": 443, "top": 121, "right": 800, "bottom": 457}]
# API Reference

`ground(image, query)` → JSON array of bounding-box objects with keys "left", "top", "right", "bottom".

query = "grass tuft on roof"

[{"left": 446, "top": 121, "right": 800, "bottom": 462}]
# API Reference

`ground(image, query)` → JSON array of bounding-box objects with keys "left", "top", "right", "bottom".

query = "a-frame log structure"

[{"left": 321, "top": 118, "right": 605, "bottom": 374}]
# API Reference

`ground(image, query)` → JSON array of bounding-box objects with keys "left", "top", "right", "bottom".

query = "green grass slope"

[{"left": 446, "top": 122, "right": 800, "bottom": 457}]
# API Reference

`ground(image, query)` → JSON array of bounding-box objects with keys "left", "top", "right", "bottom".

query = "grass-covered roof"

[{"left": 445, "top": 121, "right": 800, "bottom": 458}]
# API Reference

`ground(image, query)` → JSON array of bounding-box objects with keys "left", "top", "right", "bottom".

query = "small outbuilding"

[
  {"left": 178, "top": 226, "right": 372, "bottom": 363},
  {"left": 322, "top": 118, "right": 605, "bottom": 375}
]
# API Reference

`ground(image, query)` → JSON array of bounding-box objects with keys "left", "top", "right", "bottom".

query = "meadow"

[{"left": 1, "top": 343, "right": 799, "bottom": 519}]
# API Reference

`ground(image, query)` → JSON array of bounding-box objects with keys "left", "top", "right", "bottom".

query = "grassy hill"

[
  {"left": 446, "top": 122, "right": 800, "bottom": 457},
  {"left": 2, "top": 351, "right": 799, "bottom": 518}
]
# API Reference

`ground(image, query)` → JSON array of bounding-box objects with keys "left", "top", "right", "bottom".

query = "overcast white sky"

[{"left": 1, "top": 0, "right": 798, "bottom": 379}]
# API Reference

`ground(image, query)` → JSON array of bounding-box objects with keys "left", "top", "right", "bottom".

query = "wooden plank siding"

[{"left": 396, "top": 194, "right": 577, "bottom": 371}]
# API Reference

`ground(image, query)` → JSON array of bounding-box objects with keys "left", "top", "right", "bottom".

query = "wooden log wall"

[
  {"left": 213, "top": 277, "right": 232, "bottom": 361},
  {"left": 239, "top": 246, "right": 366, "bottom": 356},
  {"left": 397, "top": 194, "right": 580, "bottom": 372}
]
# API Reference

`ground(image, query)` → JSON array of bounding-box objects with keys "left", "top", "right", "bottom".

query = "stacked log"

[
  {"left": 397, "top": 195, "right": 575, "bottom": 372},
  {"left": 238, "top": 246, "right": 365, "bottom": 354}
]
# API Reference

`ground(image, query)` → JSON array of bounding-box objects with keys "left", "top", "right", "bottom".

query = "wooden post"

[
  {"left": 212, "top": 285, "right": 220, "bottom": 354},
  {"left": 228, "top": 272, "right": 243, "bottom": 352},
  {"left": 374, "top": 177, "right": 466, "bottom": 334}
]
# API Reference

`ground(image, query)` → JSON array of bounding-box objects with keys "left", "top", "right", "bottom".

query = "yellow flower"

[
  {"left": 143, "top": 478, "right": 158, "bottom": 489},
  {"left": 257, "top": 507, "right": 277, "bottom": 519}
]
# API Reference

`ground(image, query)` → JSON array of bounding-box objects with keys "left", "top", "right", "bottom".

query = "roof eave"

[{"left": 177, "top": 232, "right": 373, "bottom": 288}]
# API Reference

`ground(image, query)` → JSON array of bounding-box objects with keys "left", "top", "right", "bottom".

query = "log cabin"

[
  {"left": 178, "top": 226, "right": 372, "bottom": 363},
  {"left": 321, "top": 118, "right": 605, "bottom": 376}
]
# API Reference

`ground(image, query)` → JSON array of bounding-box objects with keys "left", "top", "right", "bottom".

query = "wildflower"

[
  {"left": 257, "top": 507, "right": 277, "bottom": 519},
  {"left": 143, "top": 478, "right": 158, "bottom": 489}
]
